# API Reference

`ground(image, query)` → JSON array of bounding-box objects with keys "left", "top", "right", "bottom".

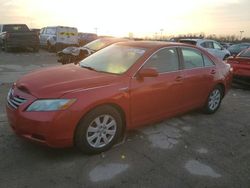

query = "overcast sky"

[{"left": 1, "top": 0, "right": 250, "bottom": 38}]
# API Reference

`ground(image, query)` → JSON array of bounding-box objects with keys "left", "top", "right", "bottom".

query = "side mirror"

[{"left": 137, "top": 68, "right": 158, "bottom": 79}]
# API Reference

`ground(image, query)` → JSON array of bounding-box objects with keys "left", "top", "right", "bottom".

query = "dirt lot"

[{"left": 0, "top": 49, "right": 249, "bottom": 188}]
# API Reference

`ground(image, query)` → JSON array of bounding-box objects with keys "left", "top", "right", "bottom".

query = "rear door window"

[
  {"left": 181, "top": 48, "right": 204, "bottom": 69},
  {"left": 202, "top": 42, "right": 214, "bottom": 49}
]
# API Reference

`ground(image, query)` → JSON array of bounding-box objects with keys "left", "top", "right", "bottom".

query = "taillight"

[{"left": 225, "top": 63, "right": 233, "bottom": 72}]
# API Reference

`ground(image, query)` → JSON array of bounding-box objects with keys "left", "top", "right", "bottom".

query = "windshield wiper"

[{"left": 81, "top": 65, "right": 97, "bottom": 71}]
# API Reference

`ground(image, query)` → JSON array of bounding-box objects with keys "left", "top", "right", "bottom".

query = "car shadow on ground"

[
  {"left": 1, "top": 47, "right": 40, "bottom": 53},
  {"left": 232, "top": 82, "right": 250, "bottom": 90}
]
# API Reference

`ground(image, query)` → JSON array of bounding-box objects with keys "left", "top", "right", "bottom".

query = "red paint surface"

[{"left": 6, "top": 42, "right": 232, "bottom": 148}]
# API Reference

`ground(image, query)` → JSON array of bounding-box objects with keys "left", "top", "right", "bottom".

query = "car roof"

[
  {"left": 234, "top": 43, "right": 250, "bottom": 45},
  {"left": 179, "top": 38, "right": 215, "bottom": 42},
  {"left": 116, "top": 41, "right": 195, "bottom": 50}
]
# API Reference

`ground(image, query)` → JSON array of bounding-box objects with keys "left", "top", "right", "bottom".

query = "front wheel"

[
  {"left": 4, "top": 41, "right": 10, "bottom": 52},
  {"left": 203, "top": 86, "right": 223, "bottom": 114},
  {"left": 74, "top": 106, "right": 123, "bottom": 154},
  {"left": 47, "top": 42, "right": 54, "bottom": 52},
  {"left": 223, "top": 54, "right": 230, "bottom": 60},
  {"left": 33, "top": 46, "right": 39, "bottom": 52}
]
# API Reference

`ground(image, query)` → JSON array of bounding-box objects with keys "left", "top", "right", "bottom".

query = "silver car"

[{"left": 180, "top": 39, "right": 231, "bottom": 60}]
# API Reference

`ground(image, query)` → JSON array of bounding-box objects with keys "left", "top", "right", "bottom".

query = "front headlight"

[{"left": 26, "top": 99, "right": 76, "bottom": 112}]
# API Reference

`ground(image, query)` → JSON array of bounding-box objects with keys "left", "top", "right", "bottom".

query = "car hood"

[
  {"left": 16, "top": 64, "right": 120, "bottom": 98},
  {"left": 60, "top": 46, "right": 92, "bottom": 56}
]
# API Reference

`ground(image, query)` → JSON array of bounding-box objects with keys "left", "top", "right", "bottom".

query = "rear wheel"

[
  {"left": 54, "top": 44, "right": 61, "bottom": 52},
  {"left": 203, "top": 86, "right": 223, "bottom": 114},
  {"left": 47, "top": 41, "right": 54, "bottom": 52},
  {"left": 223, "top": 54, "right": 230, "bottom": 60},
  {"left": 74, "top": 105, "right": 123, "bottom": 154},
  {"left": 33, "top": 46, "right": 39, "bottom": 52}
]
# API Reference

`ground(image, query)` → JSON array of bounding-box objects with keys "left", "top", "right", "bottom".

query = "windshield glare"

[
  {"left": 239, "top": 49, "right": 250, "bottom": 57},
  {"left": 80, "top": 45, "right": 146, "bottom": 74},
  {"left": 84, "top": 39, "right": 112, "bottom": 51}
]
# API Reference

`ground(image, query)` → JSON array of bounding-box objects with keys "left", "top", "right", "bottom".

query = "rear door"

[
  {"left": 179, "top": 47, "right": 215, "bottom": 108},
  {"left": 130, "top": 47, "right": 184, "bottom": 126}
]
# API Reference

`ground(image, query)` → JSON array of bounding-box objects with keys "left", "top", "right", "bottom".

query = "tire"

[
  {"left": 74, "top": 105, "right": 123, "bottom": 154},
  {"left": 0, "top": 41, "right": 3, "bottom": 51},
  {"left": 33, "top": 46, "right": 39, "bottom": 52},
  {"left": 4, "top": 41, "right": 10, "bottom": 52},
  {"left": 47, "top": 42, "right": 54, "bottom": 52},
  {"left": 223, "top": 54, "right": 230, "bottom": 60},
  {"left": 203, "top": 86, "right": 223, "bottom": 114},
  {"left": 54, "top": 44, "right": 61, "bottom": 52}
]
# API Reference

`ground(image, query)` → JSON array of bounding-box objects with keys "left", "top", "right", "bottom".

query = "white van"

[{"left": 39, "top": 26, "right": 78, "bottom": 52}]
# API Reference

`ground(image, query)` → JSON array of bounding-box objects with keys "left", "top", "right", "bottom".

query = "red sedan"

[
  {"left": 6, "top": 41, "right": 232, "bottom": 154},
  {"left": 227, "top": 48, "right": 250, "bottom": 78}
]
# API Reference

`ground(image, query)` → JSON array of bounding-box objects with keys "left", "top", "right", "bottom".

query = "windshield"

[
  {"left": 84, "top": 38, "right": 115, "bottom": 51},
  {"left": 80, "top": 44, "right": 146, "bottom": 74},
  {"left": 3, "top": 24, "right": 30, "bottom": 32},
  {"left": 239, "top": 49, "right": 250, "bottom": 57}
]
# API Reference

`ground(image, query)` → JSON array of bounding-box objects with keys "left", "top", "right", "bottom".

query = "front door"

[{"left": 130, "top": 47, "right": 184, "bottom": 126}]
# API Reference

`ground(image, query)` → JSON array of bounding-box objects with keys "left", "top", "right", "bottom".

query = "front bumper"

[{"left": 5, "top": 87, "right": 77, "bottom": 148}]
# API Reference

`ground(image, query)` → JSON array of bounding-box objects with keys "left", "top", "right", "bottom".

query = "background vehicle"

[
  {"left": 6, "top": 41, "right": 232, "bottom": 154},
  {"left": 39, "top": 26, "right": 78, "bottom": 52},
  {"left": 57, "top": 37, "right": 129, "bottom": 64},
  {"left": 0, "top": 24, "right": 39, "bottom": 52},
  {"left": 180, "top": 38, "right": 231, "bottom": 60},
  {"left": 227, "top": 48, "right": 250, "bottom": 86},
  {"left": 227, "top": 43, "right": 250, "bottom": 56},
  {"left": 220, "top": 42, "right": 233, "bottom": 49},
  {"left": 78, "top": 32, "right": 98, "bottom": 46}
]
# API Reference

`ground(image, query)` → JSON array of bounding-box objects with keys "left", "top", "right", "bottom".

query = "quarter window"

[
  {"left": 181, "top": 48, "right": 204, "bottom": 69},
  {"left": 201, "top": 42, "right": 213, "bottom": 49},
  {"left": 203, "top": 55, "right": 215, "bottom": 67},
  {"left": 144, "top": 48, "right": 179, "bottom": 73}
]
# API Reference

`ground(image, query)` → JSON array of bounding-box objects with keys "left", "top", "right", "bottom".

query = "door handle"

[
  {"left": 175, "top": 76, "right": 182, "bottom": 82},
  {"left": 211, "top": 70, "right": 216, "bottom": 74}
]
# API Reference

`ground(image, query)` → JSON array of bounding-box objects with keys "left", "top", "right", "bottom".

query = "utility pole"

[
  {"left": 160, "top": 29, "right": 164, "bottom": 40},
  {"left": 94, "top": 27, "right": 98, "bottom": 35},
  {"left": 240, "top": 30, "right": 244, "bottom": 40}
]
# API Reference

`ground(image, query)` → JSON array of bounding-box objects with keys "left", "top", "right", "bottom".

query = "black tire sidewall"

[{"left": 74, "top": 106, "right": 123, "bottom": 154}]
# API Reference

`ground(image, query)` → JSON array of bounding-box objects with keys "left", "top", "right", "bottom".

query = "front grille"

[{"left": 7, "top": 89, "right": 27, "bottom": 109}]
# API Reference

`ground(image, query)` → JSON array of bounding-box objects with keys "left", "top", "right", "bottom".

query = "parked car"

[
  {"left": 227, "top": 43, "right": 250, "bottom": 56},
  {"left": 30, "top": 28, "right": 40, "bottom": 35},
  {"left": 227, "top": 48, "right": 250, "bottom": 82},
  {"left": 39, "top": 26, "right": 78, "bottom": 52},
  {"left": 220, "top": 42, "right": 233, "bottom": 49},
  {"left": 179, "top": 39, "right": 231, "bottom": 60},
  {"left": 78, "top": 32, "right": 98, "bottom": 46},
  {"left": 0, "top": 24, "right": 39, "bottom": 52},
  {"left": 57, "top": 37, "right": 129, "bottom": 64},
  {"left": 6, "top": 41, "right": 232, "bottom": 154}
]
